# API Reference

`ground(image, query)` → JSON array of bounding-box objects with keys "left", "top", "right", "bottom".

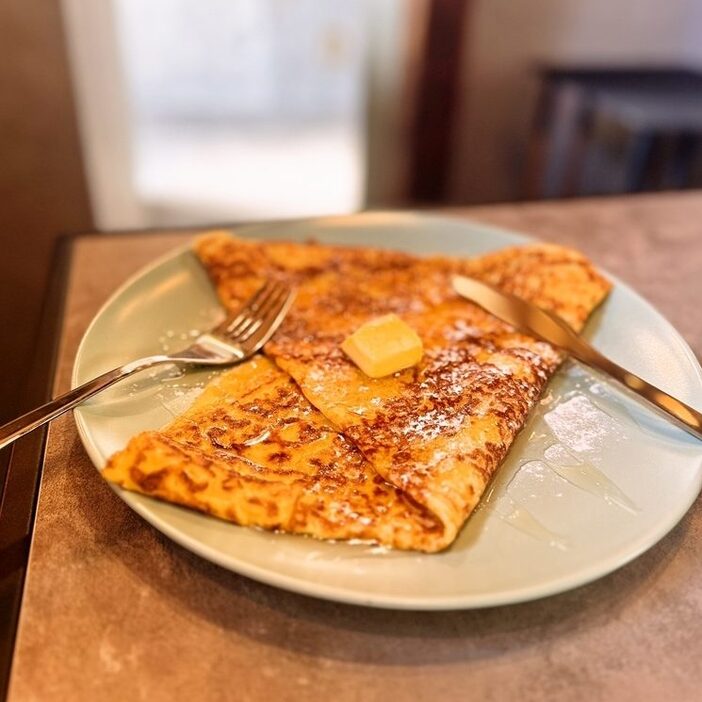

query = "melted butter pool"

[{"left": 475, "top": 361, "right": 643, "bottom": 550}]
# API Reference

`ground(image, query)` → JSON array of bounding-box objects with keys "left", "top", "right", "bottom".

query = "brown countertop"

[{"left": 7, "top": 193, "right": 702, "bottom": 701}]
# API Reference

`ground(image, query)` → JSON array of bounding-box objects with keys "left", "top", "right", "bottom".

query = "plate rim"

[{"left": 71, "top": 210, "right": 702, "bottom": 610}]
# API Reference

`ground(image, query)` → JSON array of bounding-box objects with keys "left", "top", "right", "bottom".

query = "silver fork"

[{"left": 0, "top": 279, "right": 295, "bottom": 451}]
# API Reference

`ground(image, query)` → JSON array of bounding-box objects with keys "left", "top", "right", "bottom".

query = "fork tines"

[{"left": 217, "top": 280, "right": 294, "bottom": 349}]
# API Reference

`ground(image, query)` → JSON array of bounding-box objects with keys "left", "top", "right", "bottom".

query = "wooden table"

[{"left": 2, "top": 193, "right": 702, "bottom": 701}]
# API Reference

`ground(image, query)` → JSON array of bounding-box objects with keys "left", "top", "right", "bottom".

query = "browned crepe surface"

[
  {"left": 103, "top": 356, "right": 442, "bottom": 550},
  {"left": 103, "top": 233, "right": 610, "bottom": 551}
]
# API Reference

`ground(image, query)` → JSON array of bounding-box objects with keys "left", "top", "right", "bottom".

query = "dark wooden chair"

[{"left": 523, "top": 67, "right": 702, "bottom": 199}]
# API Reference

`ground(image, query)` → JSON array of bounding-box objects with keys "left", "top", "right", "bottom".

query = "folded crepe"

[
  {"left": 104, "top": 356, "right": 442, "bottom": 549},
  {"left": 103, "top": 232, "right": 610, "bottom": 551}
]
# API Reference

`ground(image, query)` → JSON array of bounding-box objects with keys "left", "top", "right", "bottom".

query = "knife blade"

[{"left": 452, "top": 274, "right": 702, "bottom": 441}]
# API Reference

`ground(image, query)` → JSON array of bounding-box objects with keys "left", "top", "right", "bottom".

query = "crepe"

[
  {"left": 103, "top": 356, "right": 442, "bottom": 549},
  {"left": 103, "top": 232, "right": 610, "bottom": 551}
]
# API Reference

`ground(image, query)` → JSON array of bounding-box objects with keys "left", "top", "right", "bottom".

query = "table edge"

[{"left": 0, "top": 236, "right": 73, "bottom": 700}]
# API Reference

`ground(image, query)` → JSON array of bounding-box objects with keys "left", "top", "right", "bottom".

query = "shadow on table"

[{"left": 78, "top": 440, "right": 688, "bottom": 668}]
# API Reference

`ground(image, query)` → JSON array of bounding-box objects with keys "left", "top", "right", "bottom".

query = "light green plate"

[{"left": 72, "top": 212, "right": 702, "bottom": 609}]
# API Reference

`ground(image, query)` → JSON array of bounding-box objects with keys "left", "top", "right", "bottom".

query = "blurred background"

[{"left": 2, "top": 0, "right": 702, "bottom": 418}]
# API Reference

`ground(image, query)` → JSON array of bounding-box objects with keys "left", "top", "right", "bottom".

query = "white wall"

[
  {"left": 450, "top": 0, "right": 702, "bottom": 203},
  {"left": 681, "top": 0, "right": 702, "bottom": 64}
]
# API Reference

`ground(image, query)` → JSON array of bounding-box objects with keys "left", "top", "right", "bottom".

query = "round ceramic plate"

[{"left": 73, "top": 212, "right": 702, "bottom": 610}]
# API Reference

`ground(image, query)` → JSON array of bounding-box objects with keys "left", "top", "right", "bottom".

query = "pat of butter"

[{"left": 341, "top": 314, "right": 423, "bottom": 378}]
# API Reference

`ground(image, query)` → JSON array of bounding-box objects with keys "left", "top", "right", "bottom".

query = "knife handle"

[{"left": 559, "top": 321, "right": 702, "bottom": 441}]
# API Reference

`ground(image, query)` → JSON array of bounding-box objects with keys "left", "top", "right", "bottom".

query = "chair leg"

[
  {"left": 624, "top": 130, "right": 656, "bottom": 192},
  {"left": 670, "top": 132, "right": 699, "bottom": 189}
]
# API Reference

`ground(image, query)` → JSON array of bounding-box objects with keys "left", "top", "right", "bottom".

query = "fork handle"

[{"left": 0, "top": 355, "right": 171, "bottom": 451}]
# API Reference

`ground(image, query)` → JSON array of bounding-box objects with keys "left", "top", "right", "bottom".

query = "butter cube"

[{"left": 341, "top": 314, "right": 423, "bottom": 378}]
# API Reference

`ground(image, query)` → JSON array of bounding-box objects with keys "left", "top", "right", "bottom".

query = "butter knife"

[{"left": 452, "top": 275, "right": 702, "bottom": 441}]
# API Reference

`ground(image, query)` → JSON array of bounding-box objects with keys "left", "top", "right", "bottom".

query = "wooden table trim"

[{"left": 0, "top": 237, "right": 72, "bottom": 699}]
